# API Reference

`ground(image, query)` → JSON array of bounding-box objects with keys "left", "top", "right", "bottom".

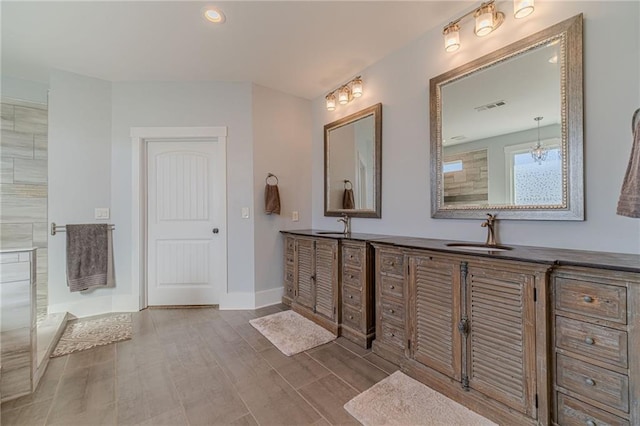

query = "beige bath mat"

[
  {"left": 51, "top": 313, "right": 132, "bottom": 357},
  {"left": 344, "top": 371, "right": 497, "bottom": 426},
  {"left": 249, "top": 310, "right": 335, "bottom": 356}
]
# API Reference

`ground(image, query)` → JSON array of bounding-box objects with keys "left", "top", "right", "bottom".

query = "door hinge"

[
  {"left": 407, "top": 339, "right": 411, "bottom": 350},
  {"left": 407, "top": 263, "right": 410, "bottom": 276},
  {"left": 461, "top": 375, "right": 469, "bottom": 391},
  {"left": 535, "top": 394, "right": 538, "bottom": 408},
  {"left": 534, "top": 287, "right": 537, "bottom": 302}
]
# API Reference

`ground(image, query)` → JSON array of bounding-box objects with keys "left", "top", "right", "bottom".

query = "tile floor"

[{"left": 1, "top": 305, "right": 399, "bottom": 425}]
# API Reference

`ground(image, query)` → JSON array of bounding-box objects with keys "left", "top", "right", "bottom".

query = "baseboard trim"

[{"left": 255, "top": 287, "right": 284, "bottom": 309}]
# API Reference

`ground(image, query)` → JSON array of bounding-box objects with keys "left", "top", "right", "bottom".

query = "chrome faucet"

[
  {"left": 481, "top": 213, "right": 497, "bottom": 246},
  {"left": 337, "top": 214, "right": 351, "bottom": 235}
]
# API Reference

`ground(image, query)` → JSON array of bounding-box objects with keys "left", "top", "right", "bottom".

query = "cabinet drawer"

[
  {"left": 285, "top": 237, "right": 295, "bottom": 254},
  {"left": 556, "top": 316, "right": 628, "bottom": 368},
  {"left": 556, "top": 354, "right": 629, "bottom": 413},
  {"left": 343, "top": 305, "right": 362, "bottom": 330},
  {"left": 379, "top": 251, "right": 404, "bottom": 276},
  {"left": 285, "top": 282, "right": 294, "bottom": 298},
  {"left": 285, "top": 264, "right": 294, "bottom": 284},
  {"left": 380, "top": 275, "right": 404, "bottom": 299},
  {"left": 343, "top": 285, "right": 362, "bottom": 309},
  {"left": 343, "top": 246, "right": 363, "bottom": 269},
  {"left": 557, "top": 393, "right": 629, "bottom": 426},
  {"left": 380, "top": 321, "right": 405, "bottom": 350},
  {"left": 381, "top": 298, "right": 404, "bottom": 324},
  {"left": 555, "top": 277, "right": 626, "bottom": 324},
  {"left": 342, "top": 267, "right": 362, "bottom": 289}
]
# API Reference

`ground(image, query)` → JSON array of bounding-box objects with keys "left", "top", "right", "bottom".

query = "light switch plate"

[
  {"left": 292, "top": 211, "right": 299, "bottom": 221},
  {"left": 95, "top": 208, "right": 110, "bottom": 219},
  {"left": 241, "top": 207, "right": 250, "bottom": 219}
]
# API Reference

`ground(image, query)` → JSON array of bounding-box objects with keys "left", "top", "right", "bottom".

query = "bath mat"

[
  {"left": 50, "top": 313, "right": 132, "bottom": 357},
  {"left": 249, "top": 310, "right": 335, "bottom": 356},
  {"left": 344, "top": 371, "right": 497, "bottom": 426}
]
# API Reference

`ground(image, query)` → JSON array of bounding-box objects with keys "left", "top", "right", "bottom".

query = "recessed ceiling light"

[{"left": 204, "top": 8, "right": 225, "bottom": 24}]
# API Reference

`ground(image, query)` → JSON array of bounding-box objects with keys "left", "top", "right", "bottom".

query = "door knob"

[{"left": 212, "top": 228, "right": 219, "bottom": 234}]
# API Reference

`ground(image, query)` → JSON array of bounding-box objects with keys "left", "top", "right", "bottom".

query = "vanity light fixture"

[
  {"left": 442, "top": 0, "right": 535, "bottom": 52},
  {"left": 530, "top": 116, "right": 548, "bottom": 164},
  {"left": 325, "top": 76, "right": 364, "bottom": 111},
  {"left": 514, "top": 0, "right": 535, "bottom": 19},
  {"left": 474, "top": 2, "right": 504, "bottom": 37}
]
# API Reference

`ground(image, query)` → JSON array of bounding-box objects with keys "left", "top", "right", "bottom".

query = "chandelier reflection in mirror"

[{"left": 530, "top": 116, "right": 548, "bottom": 164}]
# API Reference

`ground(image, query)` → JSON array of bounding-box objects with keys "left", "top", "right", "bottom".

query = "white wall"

[
  {"left": 110, "top": 81, "right": 256, "bottom": 310},
  {"left": 48, "top": 70, "right": 113, "bottom": 316},
  {"left": 252, "top": 84, "right": 312, "bottom": 303},
  {"left": 312, "top": 1, "right": 640, "bottom": 255},
  {"left": 1, "top": 76, "right": 48, "bottom": 104}
]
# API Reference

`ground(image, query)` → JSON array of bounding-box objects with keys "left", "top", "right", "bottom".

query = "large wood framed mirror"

[
  {"left": 430, "top": 14, "right": 583, "bottom": 220},
  {"left": 324, "top": 103, "right": 382, "bottom": 218}
]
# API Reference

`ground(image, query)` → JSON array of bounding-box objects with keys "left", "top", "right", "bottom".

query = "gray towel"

[
  {"left": 265, "top": 184, "right": 281, "bottom": 215},
  {"left": 617, "top": 109, "right": 640, "bottom": 218},
  {"left": 66, "top": 224, "right": 115, "bottom": 292}
]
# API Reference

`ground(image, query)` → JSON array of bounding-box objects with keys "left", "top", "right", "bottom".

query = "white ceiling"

[{"left": 1, "top": 1, "right": 470, "bottom": 100}]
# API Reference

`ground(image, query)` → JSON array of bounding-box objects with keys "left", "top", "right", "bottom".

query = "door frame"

[{"left": 131, "top": 127, "right": 228, "bottom": 310}]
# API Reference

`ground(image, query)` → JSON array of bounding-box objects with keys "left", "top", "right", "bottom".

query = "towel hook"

[
  {"left": 344, "top": 179, "right": 353, "bottom": 190},
  {"left": 266, "top": 173, "right": 278, "bottom": 185}
]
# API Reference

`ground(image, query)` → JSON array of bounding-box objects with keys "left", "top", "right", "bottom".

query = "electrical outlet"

[
  {"left": 292, "top": 211, "right": 299, "bottom": 221},
  {"left": 241, "top": 207, "right": 250, "bottom": 219},
  {"left": 95, "top": 208, "right": 110, "bottom": 219}
]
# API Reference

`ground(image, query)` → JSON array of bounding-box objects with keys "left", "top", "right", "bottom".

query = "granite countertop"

[{"left": 281, "top": 229, "right": 640, "bottom": 273}]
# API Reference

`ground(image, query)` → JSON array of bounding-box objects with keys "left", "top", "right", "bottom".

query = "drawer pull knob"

[
  {"left": 349, "top": 295, "right": 353, "bottom": 299},
  {"left": 390, "top": 333, "right": 395, "bottom": 337},
  {"left": 390, "top": 285, "right": 395, "bottom": 289},
  {"left": 349, "top": 315, "right": 354, "bottom": 319},
  {"left": 389, "top": 309, "right": 395, "bottom": 314},
  {"left": 585, "top": 378, "right": 596, "bottom": 386},
  {"left": 350, "top": 275, "right": 354, "bottom": 279},
  {"left": 350, "top": 255, "right": 353, "bottom": 259},
  {"left": 585, "top": 337, "right": 595, "bottom": 345},
  {"left": 583, "top": 295, "right": 594, "bottom": 303},
  {"left": 390, "top": 262, "right": 395, "bottom": 266},
  {"left": 586, "top": 421, "right": 596, "bottom": 426}
]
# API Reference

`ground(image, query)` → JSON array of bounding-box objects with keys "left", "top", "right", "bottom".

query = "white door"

[{"left": 147, "top": 140, "right": 225, "bottom": 306}]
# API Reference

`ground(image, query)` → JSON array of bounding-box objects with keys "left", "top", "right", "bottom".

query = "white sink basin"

[{"left": 446, "top": 243, "right": 512, "bottom": 252}]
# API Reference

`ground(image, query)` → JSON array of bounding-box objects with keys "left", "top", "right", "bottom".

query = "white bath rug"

[
  {"left": 249, "top": 310, "right": 336, "bottom": 356},
  {"left": 344, "top": 371, "right": 497, "bottom": 426},
  {"left": 51, "top": 313, "right": 132, "bottom": 357}
]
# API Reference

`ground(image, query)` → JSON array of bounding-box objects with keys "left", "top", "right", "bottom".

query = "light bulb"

[
  {"left": 338, "top": 86, "right": 351, "bottom": 105},
  {"left": 514, "top": 0, "right": 534, "bottom": 19},
  {"left": 325, "top": 93, "right": 336, "bottom": 111},
  {"left": 443, "top": 23, "right": 460, "bottom": 52},
  {"left": 351, "top": 77, "right": 363, "bottom": 98}
]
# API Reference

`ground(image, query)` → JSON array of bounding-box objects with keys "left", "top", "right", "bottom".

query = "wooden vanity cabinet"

[
  {"left": 340, "top": 240, "right": 375, "bottom": 348},
  {"left": 373, "top": 244, "right": 550, "bottom": 425},
  {"left": 285, "top": 235, "right": 340, "bottom": 334},
  {"left": 372, "top": 245, "right": 407, "bottom": 364},
  {"left": 552, "top": 266, "right": 640, "bottom": 426}
]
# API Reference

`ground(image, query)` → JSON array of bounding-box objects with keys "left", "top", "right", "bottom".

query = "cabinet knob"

[
  {"left": 349, "top": 315, "right": 354, "bottom": 319},
  {"left": 586, "top": 420, "right": 596, "bottom": 426},
  {"left": 348, "top": 295, "right": 353, "bottom": 299},
  {"left": 583, "top": 295, "right": 593, "bottom": 303},
  {"left": 390, "top": 333, "right": 395, "bottom": 337},
  {"left": 389, "top": 309, "right": 395, "bottom": 314},
  {"left": 390, "top": 262, "right": 395, "bottom": 266},
  {"left": 585, "top": 337, "right": 595, "bottom": 345},
  {"left": 349, "top": 275, "right": 354, "bottom": 279},
  {"left": 585, "top": 378, "right": 596, "bottom": 386},
  {"left": 350, "top": 255, "right": 353, "bottom": 259},
  {"left": 390, "top": 285, "right": 395, "bottom": 289}
]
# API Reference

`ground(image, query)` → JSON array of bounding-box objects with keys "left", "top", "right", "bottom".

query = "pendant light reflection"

[{"left": 530, "top": 116, "right": 548, "bottom": 164}]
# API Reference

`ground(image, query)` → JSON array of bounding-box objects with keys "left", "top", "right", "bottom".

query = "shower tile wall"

[{"left": 0, "top": 99, "right": 48, "bottom": 322}]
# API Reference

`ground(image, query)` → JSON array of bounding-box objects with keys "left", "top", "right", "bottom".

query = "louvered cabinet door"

[
  {"left": 295, "top": 238, "right": 314, "bottom": 310},
  {"left": 466, "top": 265, "right": 537, "bottom": 418},
  {"left": 314, "top": 239, "right": 338, "bottom": 320},
  {"left": 411, "top": 255, "right": 462, "bottom": 381}
]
